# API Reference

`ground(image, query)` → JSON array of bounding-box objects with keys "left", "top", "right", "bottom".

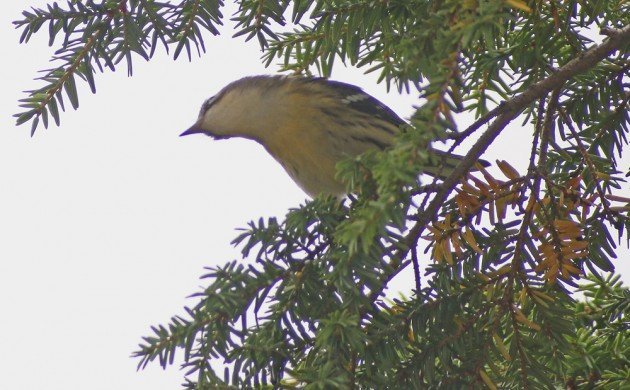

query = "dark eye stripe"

[{"left": 202, "top": 95, "right": 219, "bottom": 111}]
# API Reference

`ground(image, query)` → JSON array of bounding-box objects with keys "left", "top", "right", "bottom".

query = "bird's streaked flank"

[{"left": 182, "top": 75, "right": 484, "bottom": 197}]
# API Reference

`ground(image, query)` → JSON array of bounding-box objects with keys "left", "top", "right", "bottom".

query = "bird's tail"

[{"left": 423, "top": 148, "right": 490, "bottom": 179}]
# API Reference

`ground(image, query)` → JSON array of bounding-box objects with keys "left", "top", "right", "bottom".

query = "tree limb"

[
  {"left": 370, "top": 24, "right": 630, "bottom": 303},
  {"left": 419, "top": 24, "right": 630, "bottom": 239}
]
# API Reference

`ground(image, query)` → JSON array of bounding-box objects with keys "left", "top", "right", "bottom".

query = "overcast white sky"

[{"left": 1, "top": 2, "right": 628, "bottom": 389}]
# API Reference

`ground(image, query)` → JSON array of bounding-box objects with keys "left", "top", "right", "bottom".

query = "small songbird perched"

[{"left": 181, "top": 75, "right": 481, "bottom": 197}]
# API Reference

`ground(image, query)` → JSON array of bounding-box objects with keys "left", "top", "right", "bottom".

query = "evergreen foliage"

[{"left": 14, "top": 0, "right": 629, "bottom": 388}]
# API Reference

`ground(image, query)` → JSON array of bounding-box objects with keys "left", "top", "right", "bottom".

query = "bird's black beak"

[{"left": 180, "top": 124, "right": 205, "bottom": 137}]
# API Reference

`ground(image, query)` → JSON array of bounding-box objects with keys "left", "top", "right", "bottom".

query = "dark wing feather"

[{"left": 309, "top": 78, "right": 407, "bottom": 128}]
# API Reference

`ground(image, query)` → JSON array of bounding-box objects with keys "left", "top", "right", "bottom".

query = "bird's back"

[{"left": 261, "top": 78, "right": 401, "bottom": 196}]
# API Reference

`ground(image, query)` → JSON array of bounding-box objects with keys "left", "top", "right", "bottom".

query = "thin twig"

[
  {"left": 511, "top": 88, "right": 562, "bottom": 271},
  {"left": 527, "top": 98, "right": 546, "bottom": 172},
  {"left": 562, "top": 111, "right": 614, "bottom": 216},
  {"left": 411, "top": 245, "right": 421, "bottom": 293}
]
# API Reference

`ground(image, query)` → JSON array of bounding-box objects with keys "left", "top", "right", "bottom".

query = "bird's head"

[{"left": 180, "top": 76, "right": 289, "bottom": 142}]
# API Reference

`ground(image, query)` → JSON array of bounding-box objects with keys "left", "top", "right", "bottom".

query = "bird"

[{"left": 181, "top": 75, "right": 483, "bottom": 197}]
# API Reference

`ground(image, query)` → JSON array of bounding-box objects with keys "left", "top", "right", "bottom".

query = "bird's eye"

[
  {"left": 198, "top": 95, "right": 218, "bottom": 118},
  {"left": 203, "top": 95, "right": 217, "bottom": 110}
]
